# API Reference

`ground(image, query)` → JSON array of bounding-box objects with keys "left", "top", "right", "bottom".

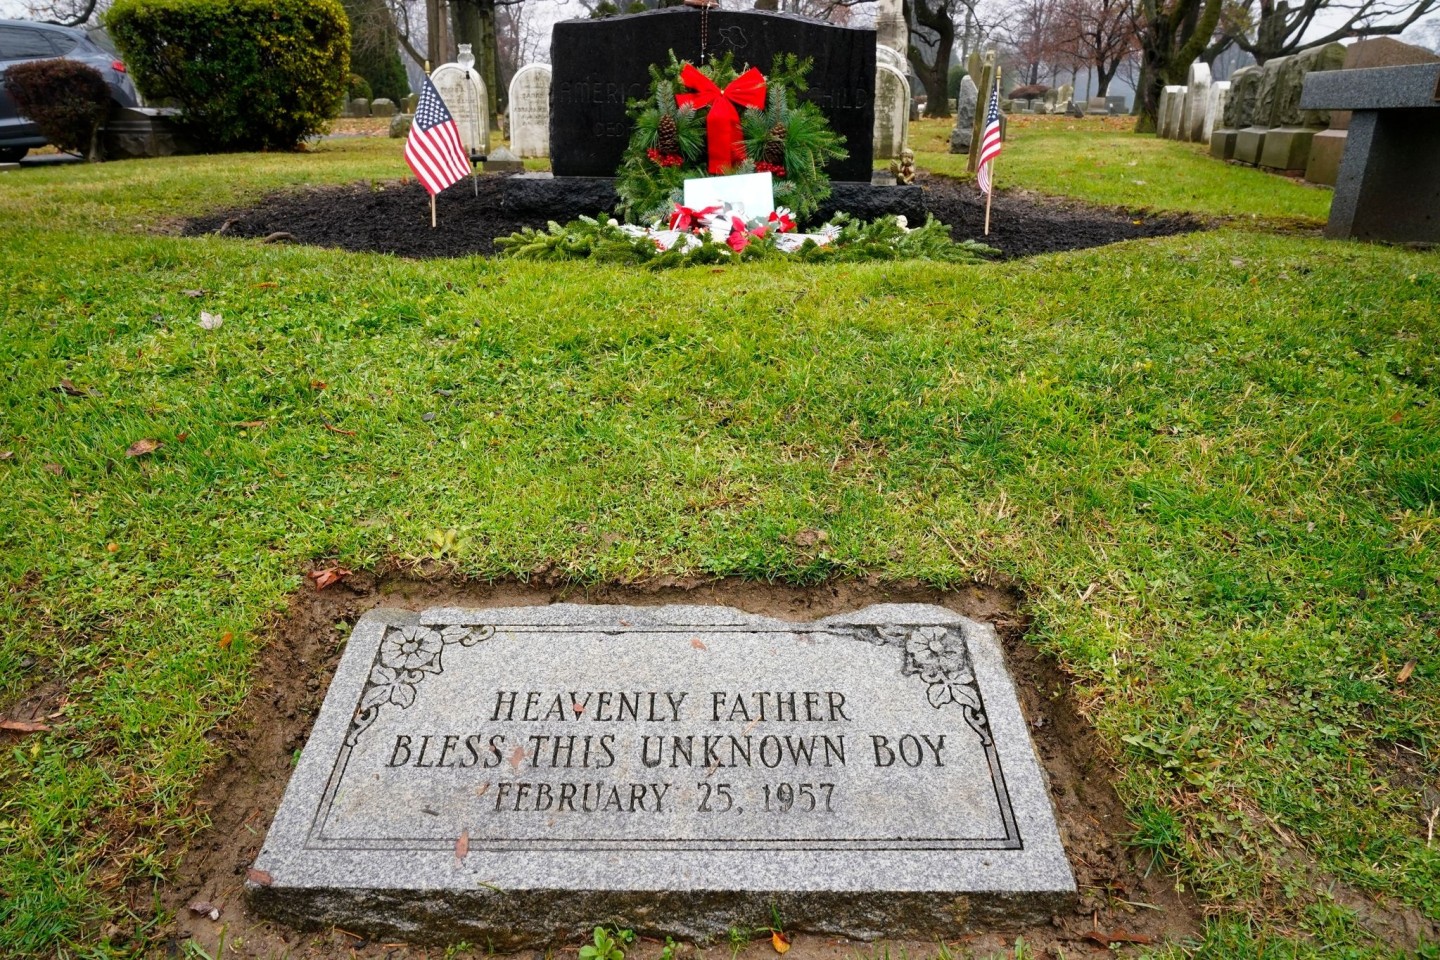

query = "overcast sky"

[{"left": 2, "top": 0, "right": 1434, "bottom": 53}]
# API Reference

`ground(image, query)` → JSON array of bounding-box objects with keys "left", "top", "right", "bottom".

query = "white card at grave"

[{"left": 683, "top": 172, "right": 774, "bottom": 220}]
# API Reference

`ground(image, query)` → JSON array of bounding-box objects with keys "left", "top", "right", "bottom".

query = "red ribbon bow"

[{"left": 676, "top": 63, "right": 767, "bottom": 174}]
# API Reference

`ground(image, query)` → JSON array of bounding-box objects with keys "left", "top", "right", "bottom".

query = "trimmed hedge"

[
  {"left": 3, "top": 59, "right": 111, "bottom": 160},
  {"left": 104, "top": 0, "right": 350, "bottom": 151}
]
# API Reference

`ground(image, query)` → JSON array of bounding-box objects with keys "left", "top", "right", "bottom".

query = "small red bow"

[{"left": 676, "top": 63, "right": 767, "bottom": 174}]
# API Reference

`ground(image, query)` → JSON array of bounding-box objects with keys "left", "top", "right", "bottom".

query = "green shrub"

[
  {"left": 350, "top": 42, "right": 408, "bottom": 103},
  {"left": 347, "top": 72, "right": 372, "bottom": 102},
  {"left": 3, "top": 59, "right": 111, "bottom": 160},
  {"left": 104, "top": 0, "right": 350, "bottom": 151},
  {"left": 947, "top": 64, "right": 966, "bottom": 99}
]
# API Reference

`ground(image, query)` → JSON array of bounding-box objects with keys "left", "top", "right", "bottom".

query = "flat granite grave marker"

[
  {"left": 249, "top": 603, "right": 1074, "bottom": 946},
  {"left": 549, "top": 8, "right": 875, "bottom": 182}
]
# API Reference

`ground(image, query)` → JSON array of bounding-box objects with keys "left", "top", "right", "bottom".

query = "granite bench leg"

[{"left": 1328, "top": 109, "right": 1440, "bottom": 242}]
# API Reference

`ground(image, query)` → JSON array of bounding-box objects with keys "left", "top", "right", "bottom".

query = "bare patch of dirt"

[
  {"left": 146, "top": 571, "right": 1202, "bottom": 959},
  {"left": 179, "top": 173, "right": 1204, "bottom": 262}
]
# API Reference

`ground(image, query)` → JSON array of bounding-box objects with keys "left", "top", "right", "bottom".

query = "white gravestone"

[
  {"left": 1160, "top": 85, "right": 1187, "bottom": 139},
  {"left": 508, "top": 63, "right": 551, "bottom": 159},
  {"left": 873, "top": 62, "right": 910, "bottom": 160},
  {"left": 874, "top": 0, "right": 907, "bottom": 56},
  {"left": 1182, "top": 61, "right": 1212, "bottom": 142},
  {"left": 875, "top": 44, "right": 908, "bottom": 79},
  {"left": 1202, "top": 80, "right": 1231, "bottom": 145},
  {"left": 431, "top": 62, "right": 489, "bottom": 157}
]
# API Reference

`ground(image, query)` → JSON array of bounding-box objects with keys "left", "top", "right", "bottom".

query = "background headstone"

[
  {"left": 550, "top": 9, "right": 875, "bottom": 181},
  {"left": 1086, "top": 95, "right": 1108, "bottom": 115},
  {"left": 370, "top": 98, "right": 397, "bottom": 118},
  {"left": 1105, "top": 94, "right": 1126, "bottom": 114},
  {"left": 1202, "top": 80, "right": 1230, "bottom": 145},
  {"left": 1182, "top": 61, "right": 1211, "bottom": 142},
  {"left": 874, "top": 64, "right": 909, "bottom": 158},
  {"left": 874, "top": 0, "right": 907, "bottom": 56},
  {"left": 1253, "top": 56, "right": 1289, "bottom": 128},
  {"left": 1226, "top": 65, "right": 1262, "bottom": 127},
  {"left": 431, "top": 63, "right": 489, "bottom": 157},
  {"left": 875, "top": 43, "right": 908, "bottom": 78},
  {"left": 1159, "top": 85, "right": 1187, "bottom": 139},
  {"left": 508, "top": 64, "right": 552, "bottom": 158},
  {"left": 1261, "top": 43, "right": 1346, "bottom": 171},
  {"left": 347, "top": 97, "right": 369, "bottom": 118},
  {"left": 949, "top": 74, "right": 979, "bottom": 153}
]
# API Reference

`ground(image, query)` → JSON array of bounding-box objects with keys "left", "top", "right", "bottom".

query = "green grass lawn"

[
  {"left": 910, "top": 115, "right": 1333, "bottom": 223},
  {"left": 1, "top": 126, "right": 1437, "bottom": 958}
]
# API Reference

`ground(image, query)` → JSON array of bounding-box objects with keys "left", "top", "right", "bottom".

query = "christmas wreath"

[{"left": 613, "top": 52, "right": 847, "bottom": 225}]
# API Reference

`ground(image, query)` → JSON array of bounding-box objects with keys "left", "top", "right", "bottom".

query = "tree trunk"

[{"left": 903, "top": 0, "right": 955, "bottom": 119}]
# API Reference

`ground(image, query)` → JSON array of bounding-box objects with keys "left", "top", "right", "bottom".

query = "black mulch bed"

[{"left": 182, "top": 172, "right": 1207, "bottom": 261}]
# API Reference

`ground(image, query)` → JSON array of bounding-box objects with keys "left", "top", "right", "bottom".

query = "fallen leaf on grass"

[
  {"left": 125, "top": 438, "right": 161, "bottom": 458},
  {"left": 219, "top": 631, "right": 234, "bottom": 649},
  {"left": 43, "top": 463, "right": 63, "bottom": 476},
  {"left": 792, "top": 529, "right": 828, "bottom": 547},
  {"left": 199, "top": 311, "right": 223, "bottom": 330},
  {"left": 182, "top": 289, "right": 207, "bottom": 298},
  {"left": 455, "top": 829, "right": 469, "bottom": 861},
  {"left": 0, "top": 451, "right": 12, "bottom": 461},
  {"left": 255, "top": 282, "right": 279, "bottom": 289},
  {"left": 245, "top": 867, "right": 273, "bottom": 886},
  {"left": 307, "top": 566, "right": 351, "bottom": 591},
  {"left": 233, "top": 420, "right": 265, "bottom": 429},
  {"left": 310, "top": 380, "right": 327, "bottom": 390},
  {"left": 0, "top": 719, "right": 50, "bottom": 733},
  {"left": 1397, "top": 661, "right": 1416, "bottom": 684},
  {"left": 176, "top": 432, "right": 189, "bottom": 443},
  {"left": 323, "top": 423, "right": 356, "bottom": 436},
  {"left": 771, "top": 931, "right": 790, "bottom": 954},
  {"left": 187, "top": 900, "right": 221, "bottom": 921},
  {"left": 1083, "top": 930, "right": 1153, "bottom": 948},
  {"left": 52, "top": 379, "right": 86, "bottom": 396}
]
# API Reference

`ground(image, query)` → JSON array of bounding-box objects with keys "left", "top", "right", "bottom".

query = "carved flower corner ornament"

[{"left": 348, "top": 623, "right": 493, "bottom": 745}]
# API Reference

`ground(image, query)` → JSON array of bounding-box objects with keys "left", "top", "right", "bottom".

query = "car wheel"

[{"left": 0, "top": 147, "right": 28, "bottom": 162}]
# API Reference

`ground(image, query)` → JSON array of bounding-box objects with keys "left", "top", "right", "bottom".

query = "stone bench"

[{"left": 1299, "top": 62, "right": 1440, "bottom": 242}]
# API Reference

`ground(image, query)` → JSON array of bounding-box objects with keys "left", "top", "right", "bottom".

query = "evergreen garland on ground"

[
  {"left": 614, "top": 53, "right": 847, "bottom": 225},
  {"left": 496, "top": 214, "right": 999, "bottom": 268}
]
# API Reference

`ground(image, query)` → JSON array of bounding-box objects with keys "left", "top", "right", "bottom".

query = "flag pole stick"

[
  {"left": 431, "top": 194, "right": 437, "bottom": 229},
  {"left": 984, "top": 65, "right": 1001, "bottom": 236}
]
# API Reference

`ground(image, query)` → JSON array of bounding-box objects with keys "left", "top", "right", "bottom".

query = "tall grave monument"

[
  {"left": 248, "top": 602, "right": 1074, "bottom": 944},
  {"left": 549, "top": 8, "right": 875, "bottom": 182}
]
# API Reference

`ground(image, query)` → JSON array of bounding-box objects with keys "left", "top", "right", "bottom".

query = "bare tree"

[
  {"left": 1049, "top": 0, "right": 1137, "bottom": 93},
  {"left": 27, "top": 0, "right": 104, "bottom": 27},
  {"left": 1131, "top": 0, "right": 1221, "bottom": 129},
  {"left": 1220, "top": 0, "right": 1438, "bottom": 63}
]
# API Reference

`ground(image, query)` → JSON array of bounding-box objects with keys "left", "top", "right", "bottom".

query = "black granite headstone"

[{"left": 550, "top": 8, "right": 875, "bottom": 182}]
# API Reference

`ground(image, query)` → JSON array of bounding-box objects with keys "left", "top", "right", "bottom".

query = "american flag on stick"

[
  {"left": 405, "top": 75, "right": 473, "bottom": 215},
  {"left": 976, "top": 67, "right": 1004, "bottom": 234}
]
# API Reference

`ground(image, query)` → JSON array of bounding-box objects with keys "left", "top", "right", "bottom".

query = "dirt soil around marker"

[
  {"left": 180, "top": 172, "right": 1206, "bottom": 261},
  {"left": 142, "top": 571, "right": 1203, "bottom": 960}
]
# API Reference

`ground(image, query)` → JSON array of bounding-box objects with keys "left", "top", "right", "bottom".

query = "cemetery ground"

[{"left": 0, "top": 115, "right": 1436, "bottom": 958}]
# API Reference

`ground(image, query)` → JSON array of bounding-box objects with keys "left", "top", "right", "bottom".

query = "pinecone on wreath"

[
  {"left": 657, "top": 113, "right": 680, "bottom": 156},
  {"left": 758, "top": 122, "right": 787, "bottom": 175}
]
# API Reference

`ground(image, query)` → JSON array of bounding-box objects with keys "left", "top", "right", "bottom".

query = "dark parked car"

[{"left": 0, "top": 19, "right": 139, "bottom": 161}]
